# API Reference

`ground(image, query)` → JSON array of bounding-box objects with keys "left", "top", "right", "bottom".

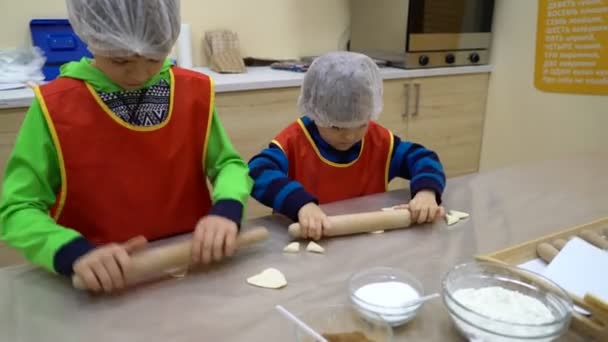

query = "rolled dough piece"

[
  {"left": 445, "top": 213, "right": 459, "bottom": 226},
  {"left": 449, "top": 210, "right": 470, "bottom": 220},
  {"left": 246, "top": 268, "right": 287, "bottom": 289},
  {"left": 306, "top": 241, "right": 325, "bottom": 253},
  {"left": 283, "top": 242, "right": 300, "bottom": 253}
]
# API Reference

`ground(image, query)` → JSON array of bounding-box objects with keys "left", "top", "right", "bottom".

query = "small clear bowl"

[
  {"left": 442, "top": 262, "right": 573, "bottom": 342},
  {"left": 294, "top": 304, "right": 393, "bottom": 342},
  {"left": 348, "top": 267, "right": 425, "bottom": 327}
]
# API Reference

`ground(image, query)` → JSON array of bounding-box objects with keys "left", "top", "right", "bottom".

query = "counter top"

[
  {"left": 0, "top": 155, "right": 601, "bottom": 341},
  {"left": 0, "top": 65, "right": 492, "bottom": 109}
]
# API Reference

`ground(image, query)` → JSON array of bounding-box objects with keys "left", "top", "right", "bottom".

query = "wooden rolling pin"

[
  {"left": 72, "top": 227, "right": 269, "bottom": 290},
  {"left": 536, "top": 242, "right": 560, "bottom": 263},
  {"left": 579, "top": 230, "right": 608, "bottom": 250},
  {"left": 288, "top": 210, "right": 411, "bottom": 238},
  {"left": 552, "top": 238, "right": 568, "bottom": 250}
]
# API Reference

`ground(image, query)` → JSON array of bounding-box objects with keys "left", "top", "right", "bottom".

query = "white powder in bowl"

[
  {"left": 448, "top": 286, "right": 565, "bottom": 341},
  {"left": 352, "top": 281, "right": 421, "bottom": 326},
  {"left": 453, "top": 286, "right": 554, "bottom": 324}
]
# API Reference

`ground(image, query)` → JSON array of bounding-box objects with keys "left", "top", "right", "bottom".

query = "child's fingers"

[
  {"left": 437, "top": 206, "right": 446, "bottom": 218},
  {"left": 311, "top": 219, "right": 322, "bottom": 241},
  {"left": 313, "top": 217, "right": 323, "bottom": 240},
  {"left": 191, "top": 226, "right": 204, "bottom": 264},
  {"left": 417, "top": 208, "right": 429, "bottom": 224},
  {"left": 77, "top": 266, "right": 101, "bottom": 292},
  {"left": 201, "top": 225, "right": 216, "bottom": 265},
  {"left": 122, "top": 235, "right": 148, "bottom": 254},
  {"left": 224, "top": 229, "right": 237, "bottom": 257},
  {"left": 102, "top": 254, "right": 124, "bottom": 289},
  {"left": 91, "top": 261, "right": 113, "bottom": 292},
  {"left": 212, "top": 228, "right": 226, "bottom": 262},
  {"left": 322, "top": 215, "right": 331, "bottom": 230},
  {"left": 410, "top": 206, "right": 420, "bottom": 222},
  {"left": 301, "top": 217, "right": 311, "bottom": 239},
  {"left": 113, "top": 248, "right": 132, "bottom": 276},
  {"left": 427, "top": 207, "right": 438, "bottom": 223}
]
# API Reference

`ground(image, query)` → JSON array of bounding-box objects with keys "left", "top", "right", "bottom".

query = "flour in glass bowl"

[
  {"left": 453, "top": 286, "right": 555, "bottom": 324},
  {"left": 449, "top": 286, "right": 564, "bottom": 341}
]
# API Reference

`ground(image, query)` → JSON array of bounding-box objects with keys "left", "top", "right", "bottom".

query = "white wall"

[
  {"left": 480, "top": 0, "right": 608, "bottom": 170},
  {"left": 0, "top": 0, "right": 350, "bottom": 65}
]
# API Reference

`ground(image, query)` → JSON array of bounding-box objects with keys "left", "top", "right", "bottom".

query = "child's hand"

[
  {"left": 192, "top": 215, "right": 238, "bottom": 265},
  {"left": 406, "top": 190, "right": 445, "bottom": 224},
  {"left": 73, "top": 236, "right": 148, "bottom": 293},
  {"left": 297, "top": 202, "right": 331, "bottom": 241}
]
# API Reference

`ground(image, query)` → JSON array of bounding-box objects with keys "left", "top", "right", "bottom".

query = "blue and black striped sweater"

[{"left": 248, "top": 116, "right": 446, "bottom": 221}]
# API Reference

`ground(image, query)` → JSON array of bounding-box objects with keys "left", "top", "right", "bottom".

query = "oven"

[{"left": 350, "top": 0, "right": 496, "bottom": 68}]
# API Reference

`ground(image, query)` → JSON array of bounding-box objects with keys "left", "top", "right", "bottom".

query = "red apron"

[
  {"left": 37, "top": 67, "right": 213, "bottom": 244},
  {"left": 274, "top": 119, "right": 393, "bottom": 204}
]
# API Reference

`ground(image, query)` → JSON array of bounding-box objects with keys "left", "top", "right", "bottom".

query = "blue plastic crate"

[{"left": 30, "top": 19, "right": 92, "bottom": 80}]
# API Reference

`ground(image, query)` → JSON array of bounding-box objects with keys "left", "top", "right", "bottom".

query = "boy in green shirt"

[{"left": 0, "top": 0, "right": 251, "bottom": 293}]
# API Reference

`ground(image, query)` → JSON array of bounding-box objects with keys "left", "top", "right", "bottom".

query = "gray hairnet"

[
  {"left": 298, "top": 51, "right": 383, "bottom": 128},
  {"left": 66, "top": 0, "right": 180, "bottom": 59}
]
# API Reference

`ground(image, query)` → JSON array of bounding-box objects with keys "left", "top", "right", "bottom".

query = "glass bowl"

[
  {"left": 442, "top": 262, "right": 573, "bottom": 342},
  {"left": 348, "top": 267, "right": 425, "bottom": 327}
]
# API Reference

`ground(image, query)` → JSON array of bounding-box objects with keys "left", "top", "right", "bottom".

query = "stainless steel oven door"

[
  {"left": 408, "top": 32, "right": 492, "bottom": 51},
  {"left": 407, "top": 0, "right": 495, "bottom": 52}
]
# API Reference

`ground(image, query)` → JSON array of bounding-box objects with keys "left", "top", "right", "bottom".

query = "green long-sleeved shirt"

[{"left": 0, "top": 58, "right": 252, "bottom": 276}]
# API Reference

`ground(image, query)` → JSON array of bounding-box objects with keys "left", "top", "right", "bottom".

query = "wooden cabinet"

[
  {"left": 0, "top": 109, "right": 27, "bottom": 266},
  {"left": 381, "top": 73, "right": 489, "bottom": 184},
  {"left": 215, "top": 87, "right": 299, "bottom": 161},
  {"left": 215, "top": 87, "right": 300, "bottom": 218},
  {"left": 0, "top": 108, "right": 26, "bottom": 192},
  {"left": 407, "top": 74, "right": 489, "bottom": 177}
]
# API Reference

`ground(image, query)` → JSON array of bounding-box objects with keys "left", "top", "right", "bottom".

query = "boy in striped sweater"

[{"left": 248, "top": 52, "right": 446, "bottom": 240}]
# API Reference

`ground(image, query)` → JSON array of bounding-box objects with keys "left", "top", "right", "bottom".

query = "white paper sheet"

[
  {"left": 543, "top": 237, "right": 608, "bottom": 303},
  {"left": 518, "top": 258, "right": 547, "bottom": 274},
  {"left": 518, "top": 257, "right": 590, "bottom": 315}
]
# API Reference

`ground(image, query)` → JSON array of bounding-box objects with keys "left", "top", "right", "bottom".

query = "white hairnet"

[
  {"left": 66, "top": 0, "right": 180, "bottom": 59},
  {"left": 298, "top": 51, "right": 383, "bottom": 128}
]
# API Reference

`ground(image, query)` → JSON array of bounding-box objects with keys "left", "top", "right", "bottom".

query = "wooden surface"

[
  {"left": 1, "top": 155, "right": 605, "bottom": 342},
  {"left": 479, "top": 217, "right": 608, "bottom": 340},
  {"left": 0, "top": 108, "right": 26, "bottom": 192}
]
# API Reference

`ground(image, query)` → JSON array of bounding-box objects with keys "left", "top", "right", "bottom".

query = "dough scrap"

[
  {"left": 445, "top": 213, "right": 459, "bottom": 226},
  {"left": 370, "top": 230, "right": 385, "bottom": 234},
  {"left": 306, "top": 241, "right": 325, "bottom": 253},
  {"left": 283, "top": 242, "right": 300, "bottom": 253},
  {"left": 449, "top": 210, "right": 470, "bottom": 220},
  {"left": 246, "top": 268, "right": 287, "bottom": 289}
]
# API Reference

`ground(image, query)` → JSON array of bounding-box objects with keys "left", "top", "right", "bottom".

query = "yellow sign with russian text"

[{"left": 535, "top": 0, "right": 608, "bottom": 94}]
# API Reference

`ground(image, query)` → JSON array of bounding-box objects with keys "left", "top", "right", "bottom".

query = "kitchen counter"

[
  {"left": 0, "top": 65, "right": 492, "bottom": 109},
  {"left": 0, "top": 155, "right": 601, "bottom": 341}
]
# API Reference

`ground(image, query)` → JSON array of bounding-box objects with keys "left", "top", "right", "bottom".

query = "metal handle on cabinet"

[
  {"left": 411, "top": 83, "right": 420, "bottom": 117},
  {"left": 402, "top": 83, "right": 410, "bottom": 118}
]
